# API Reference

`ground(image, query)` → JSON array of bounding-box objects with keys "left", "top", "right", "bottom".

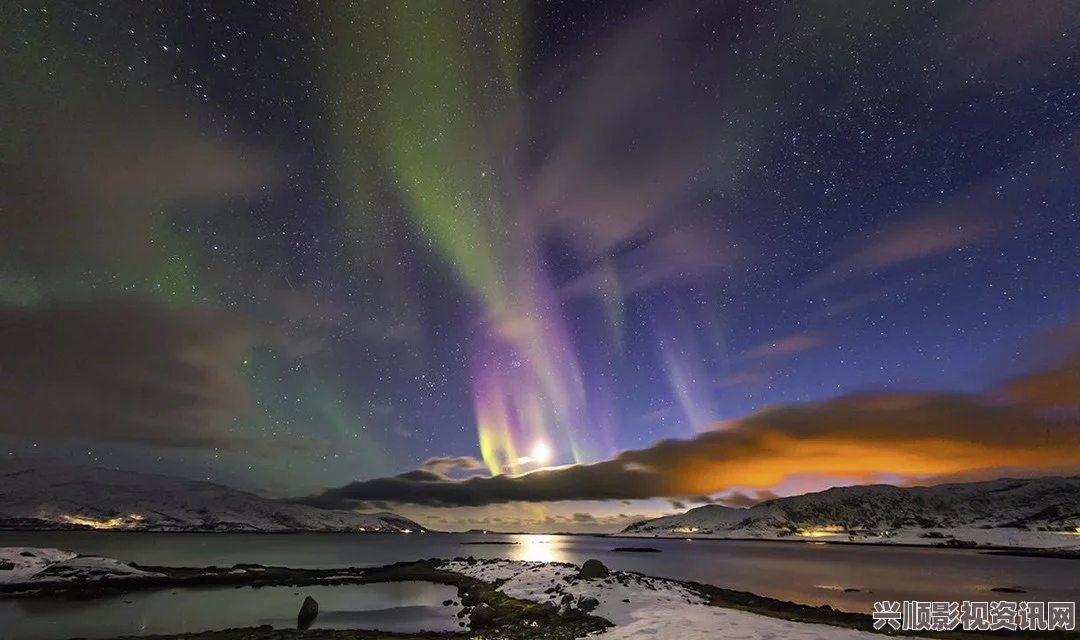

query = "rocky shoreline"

[
  {"left": 3, "top": 556, "right": 1077, "bottom": 640},
  {"left": 5, "top": 557, "right": 609, "bottom": 640}
]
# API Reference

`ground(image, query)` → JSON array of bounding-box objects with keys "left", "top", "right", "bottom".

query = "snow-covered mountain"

[
  {"left": 0, "top": 462, "right": 424, "bottom": 533},
  {"left": 623, "top": 477, "right": 1080, "bottom": 547}
]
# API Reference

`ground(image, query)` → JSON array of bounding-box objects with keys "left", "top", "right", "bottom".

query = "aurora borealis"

[{"left": 3, "top": 1, "right": 1080, "bottom": 531}]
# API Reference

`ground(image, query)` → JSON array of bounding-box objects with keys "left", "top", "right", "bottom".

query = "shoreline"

[
  {"left": 4, "top": 528, "right": 1076, "bottom": 552},
  {"left": 608, "top": 533, "right": 1020, "bottom": 551},
  {"left": 3, "top": 555, "right": 1077, "bottom": 640},
  {"left": 2, "top": 558, "right": 610, "bottom": 640},
  {"left": 609, "top": 529, "right": 1080, "bottom": 552},
  {"left": 6, "top": 528, "right": 1078, "bottom": 553}
]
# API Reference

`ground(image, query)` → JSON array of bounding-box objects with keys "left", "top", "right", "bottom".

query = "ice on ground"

[
  {"left": 441, "top": 559, "right": 701, "bottom": 625},
  {"left": 0, "top": 547, "right": 163, "bottom": 584},
  {"left": 441, "top": 559, "right": 926, "bottom": 640},
  {"left": 0, "top": 547, "right": 77, "bottom": 583},
  {"left": 599, "top": 603, "right": 918, "bottom": 640}
]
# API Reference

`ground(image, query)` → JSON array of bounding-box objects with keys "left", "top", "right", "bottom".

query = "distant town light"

[
  {"left": 796, "top": 525, "right": 845, "bottom": 538},
  {"left": 59, "top": 513, "right": 144, "bottom": 529}
]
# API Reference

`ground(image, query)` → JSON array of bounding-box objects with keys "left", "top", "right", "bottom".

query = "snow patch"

[
  {"left": 440, "top": 559, "right": 927, "bottom": 639},
  {"left": 0, "top": 547, "right": 77, "bottom": 583},
  {"left": 0, "top": 547, "right": 163, "bottom": 584},
  {"left": 442, "top": 559, "right": 700, "bottom": 625},
  {"left": 600, "top": 603, "right": 911, "bottom": 640}
]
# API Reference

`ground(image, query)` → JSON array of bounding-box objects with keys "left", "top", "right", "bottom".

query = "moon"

[{"left": 531, "top": 441, "right": 552, "bottom": 464}]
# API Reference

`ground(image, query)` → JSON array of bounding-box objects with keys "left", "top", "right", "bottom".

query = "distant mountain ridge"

[
  {"left": 0, "top": 462, "right": 424, "bottom": 533},
  {"left": 623, "top": 476, "right": 1080, "bottom": 544}
]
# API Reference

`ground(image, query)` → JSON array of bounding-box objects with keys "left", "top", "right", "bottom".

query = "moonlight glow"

[{"left": 532, "top": 442, "right": 553, "bottom": 465}]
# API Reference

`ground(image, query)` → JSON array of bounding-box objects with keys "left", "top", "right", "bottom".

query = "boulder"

[
  {"left": 577, "top": 596, "right": 600, "bottom": 613},
  {"left": 990, "top": 586, "right": 1026, "bottom": 594},
  {"left": 461, "top": 588, "right": 481, "bottom": 606},
  {"left": 297, "top": 595, "right": 319, "bottom": 630},
  {"left": 577, "top": 559, "right": 610, "bottom": 580},
  {"left": 469, "top": 603, "right": 497, "bottom": 628}
]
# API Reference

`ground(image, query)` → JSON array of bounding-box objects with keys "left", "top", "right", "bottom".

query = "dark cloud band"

[
  {"left": 0, "top": 297, "right": 257, "bottom": 450},
  {"left": 304, "top": 340, "right": 1080, "bottom": 509}
]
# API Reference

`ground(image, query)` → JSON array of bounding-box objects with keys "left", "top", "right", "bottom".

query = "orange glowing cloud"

[
  {"left": 305, "top": 323, "right": 1080, "bottom": 508},
  {"left": 307, "top": 376, "right": 1080, "bottom": 508},
  {"left": 1001, "top": 324, "right": 1080, "bottom": 409}
]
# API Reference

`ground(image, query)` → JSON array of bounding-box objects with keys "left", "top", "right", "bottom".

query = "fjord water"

[
  {"left": 1, "top": 532, "right": 1076, "bottom": 615},
  {"left": 2, "top": 581, "right": 461, "bottom": 640}
]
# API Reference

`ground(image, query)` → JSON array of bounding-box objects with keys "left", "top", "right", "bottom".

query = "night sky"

[{"left": 2, "top": 1, "right": 1080, "bottom": 531}]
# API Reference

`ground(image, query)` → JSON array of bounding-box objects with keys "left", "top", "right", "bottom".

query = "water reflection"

[
  {"left": 516, "top": 534, "right": 561, "bottom": 563},
  {"left": 2, "top": 582, "right": 460, "bottom": 640}
]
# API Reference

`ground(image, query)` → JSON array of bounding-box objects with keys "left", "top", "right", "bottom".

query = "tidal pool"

[{"left": 1, "top": 581, "right": 462, "bottom": 640}]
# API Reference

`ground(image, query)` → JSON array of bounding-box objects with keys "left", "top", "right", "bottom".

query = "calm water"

[
  {"left": 1, "top": 531, "right": 1076, "bottom": 615},
  {"left": 1, "top": 581, "right": 461, "bottom": 640}
]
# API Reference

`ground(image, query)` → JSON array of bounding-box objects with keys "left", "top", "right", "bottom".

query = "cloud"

[
  {"left": 572, "top": 513, "right": 596, "bottom": 523},
  {"left": 716, "top": 371, "right": 769, "bottom": 389},
  {"left": 718, "top": 490, "right": 779, "bottom": 508},
  {"left": 0, "top": 297, "right": 259, "bottom": 450},
  {"left": 395, "top": 470, "right": 442, "bottom": 482},
  {"left": 1000, "top": 353, "right": 1080, "bottom": 410},
  {"left": 1042, "top": 321, "right": 1080, "bottom": 350},
  {"left": 304, "top": 461, "right": 661, "bottom": 508},
  {"left": 926, "top": 1, "right": 1080, "bottom": 83},
  {"left": 902, "top": 466, "right": 1080, "bottom": 487},
  {"left": 0, "top": 103, "right": 276, "bottom": 271},
  {"left": 525, "top": 3, "right": 745, "bottom": 299},
  {"left": 716, "top": 333, "right": 826, "bottom": 394},
  {"left": 420, "top": 456, "right": 487, "bottom": 476},
  {"left": 744, "top": 332, "right": 827, "bottom": 360},
  {"left": 562, "top": 224, "right": 741, "bottom": 301},
  {"left": 669, "top": 499, "right": 686, "bottom": 510},
  {"left": 304, "top": 349, "right": 1080, "bottom": 508},
  {"left": 809, "top": 201, "right": 1007, "bottom": 289},
  {"left": 996, "top": 321, "right": 1080, "bottom": 410},
  {"left": 804, "top": 271, "right": 953, "bottom": 322}
]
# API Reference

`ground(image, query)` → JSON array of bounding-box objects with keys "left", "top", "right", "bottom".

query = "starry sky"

[{"left": 2, "top": 0, "right": 1080, "bottom": 532}]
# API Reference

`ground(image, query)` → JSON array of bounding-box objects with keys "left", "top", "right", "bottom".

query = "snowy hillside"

[
  {"left": 623, "top": 477, "right": 1080, "bottom": 548},
  {"left": 0, "top": 462, "right": 424, "bottom": 533}
]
